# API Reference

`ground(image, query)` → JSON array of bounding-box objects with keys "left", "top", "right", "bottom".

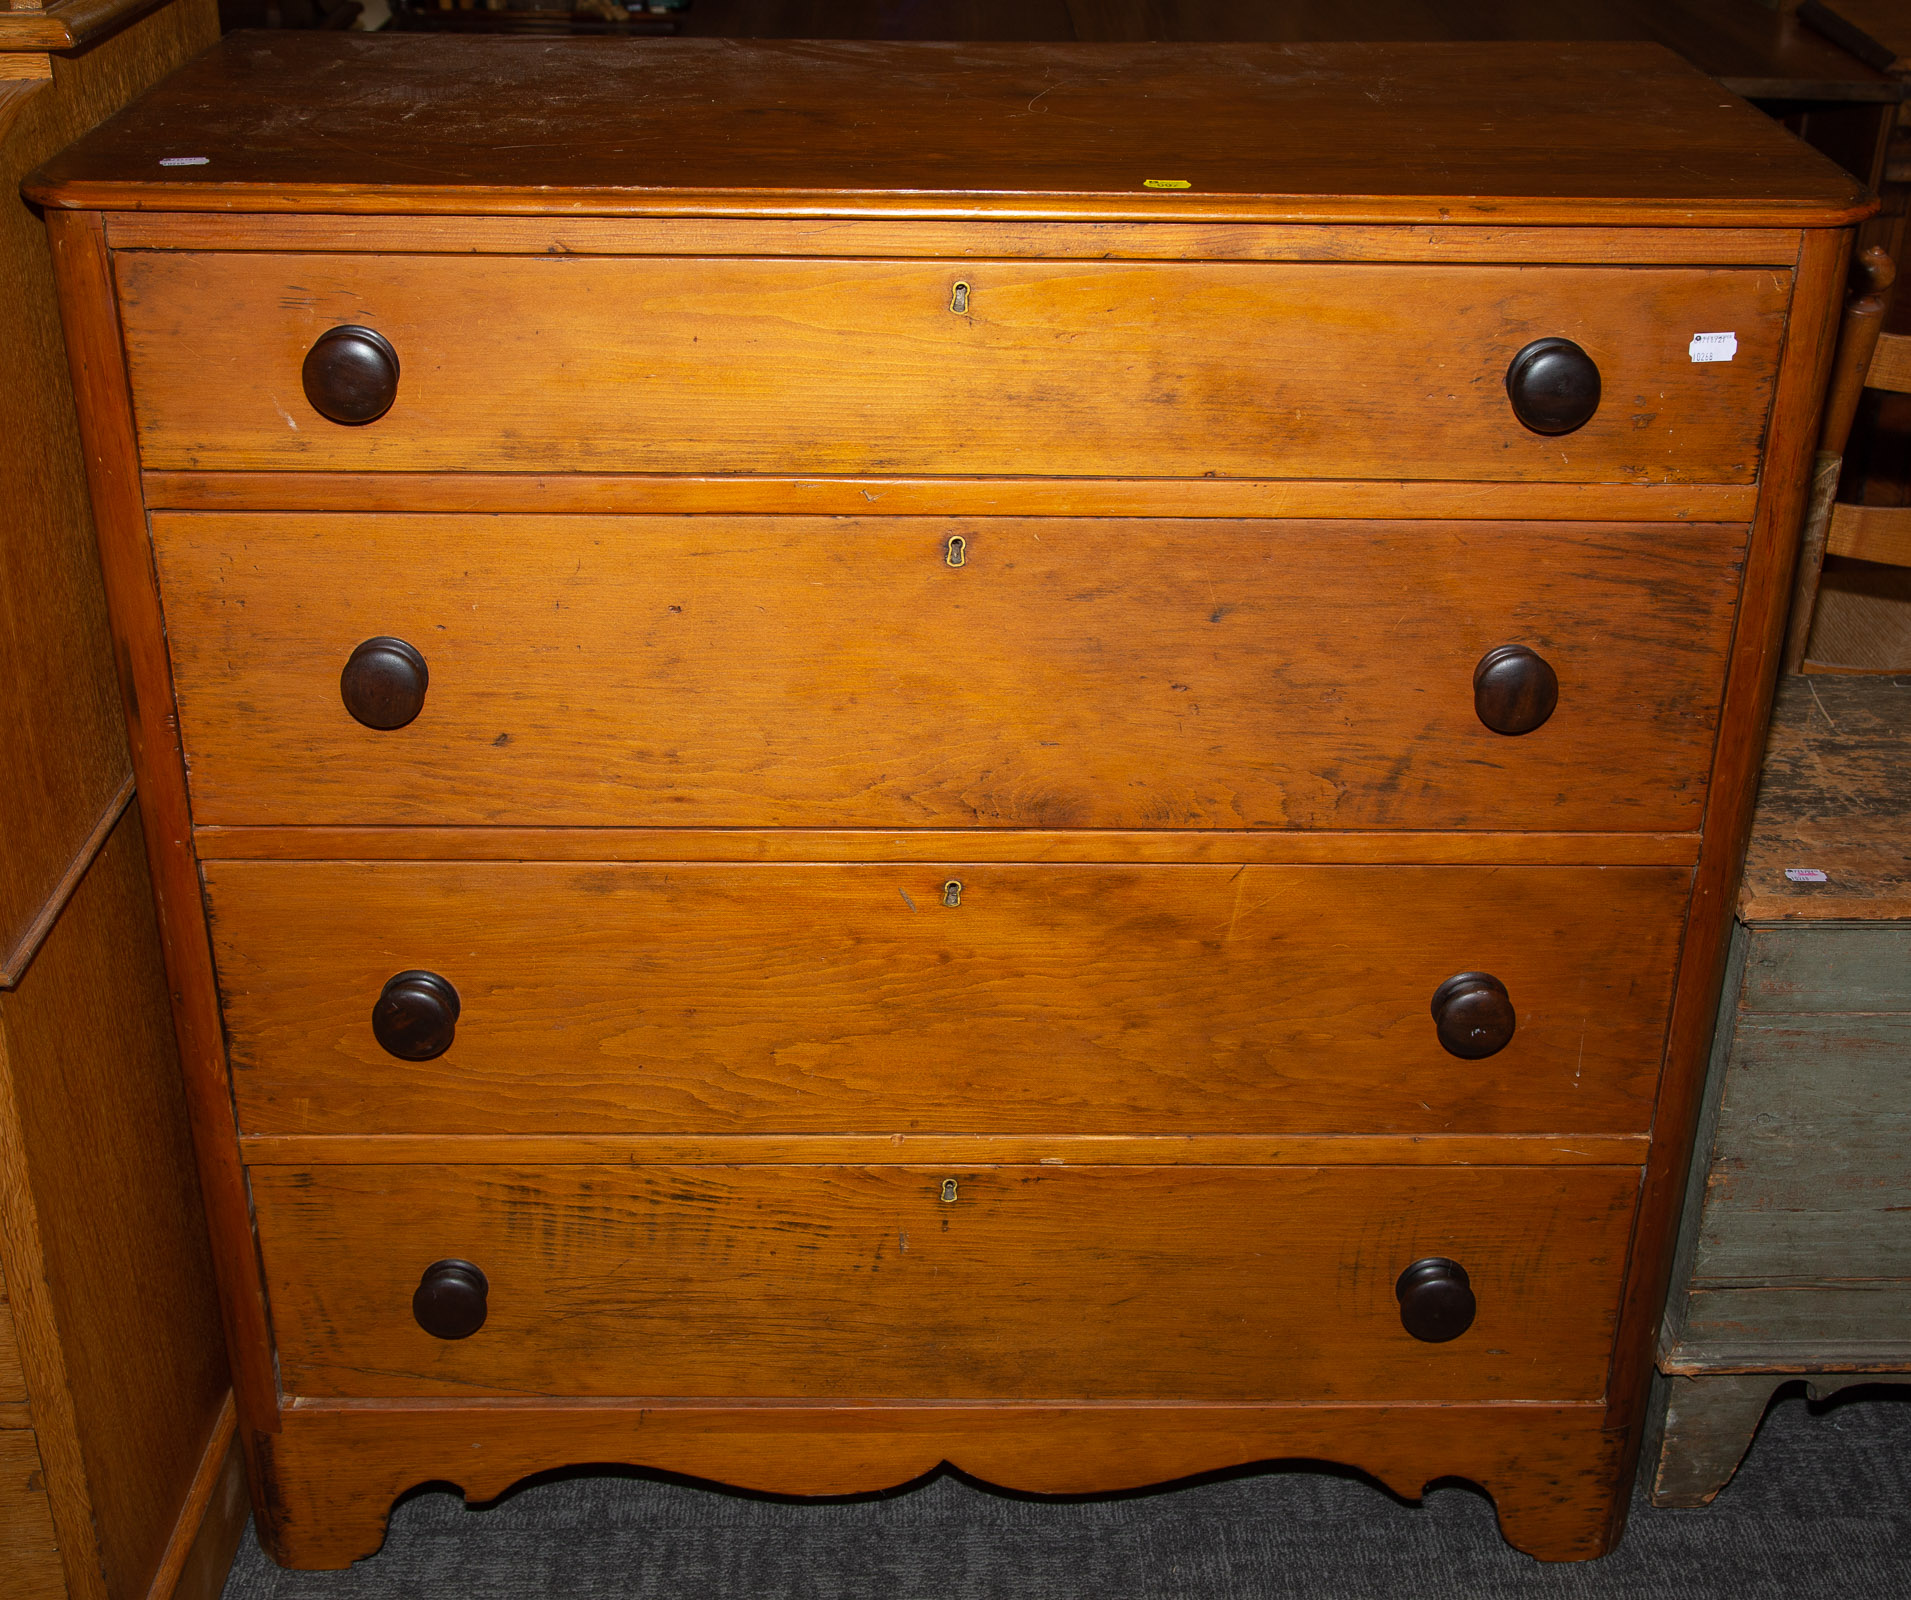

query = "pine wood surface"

[
  {"left": 33, "top": 32, "right": 1863, "bottom": 1570},
  {"left": 190, "top": 826, "right": 1703, "bottom": 866},
  {"left": 237, "top": 1132, "right": 1649, "bottom": 1167},
  {"left": 0, "top": 814, "right": 230, "bottom": 1600},
  {"left": 45, "top": 205, "right": 281, "bottom": 1438},
  {"left": 138, "top": 472, "right": 1763, "bottom": 524},
  {"left": 1737, "top": 674, "right": 1911, "bottom": 920},
  {"left": 1598, "top": 227, "right": 1850, "bottom": 1467},
  {"left": 254, "top": 1399, "right": 1627, "bottom": 1567},
  {"left": 251, "top": 1162, "right": 1639, "bottom": 1403},
  {"left": 154, "top": 514, "right": 1746, "bottom": 832},
  {"left": 205, "top": 860, "right": 1687, "bottom": 1139},
  {"left": 23, "top": 36, "right": 1870, "bottom": 225},
  {"left": 0, "top": 1426, "right": 64, "bottom": 1600},
  {"left": 101, "top": 212, "right": 1803, "bottom": 265},
  {"left": 116, "top": 254, "right": 1787, "bottom": 483}
]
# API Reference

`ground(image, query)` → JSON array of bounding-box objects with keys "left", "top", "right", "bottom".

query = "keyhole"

[
  {"left": 945, "top": 535, "right": 966, "bottom": 568},
  {"left": 950, "top": 280, "right": 970, "bottom": 314},
  {"left": 940, "top": 1179, "right": 959, "bottom": 1203},
  {"left": 942, "top": 880, "right": 962, "bottom": 907}
]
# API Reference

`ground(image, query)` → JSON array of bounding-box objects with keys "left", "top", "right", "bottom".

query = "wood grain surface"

[
  {"left": 0, "top": 0, "right": 216, "bottom": 976},
  {"left": 191, "top": 826, "right": 1703, "bottom": 867},
  {"left": 1737, "top": 674, "right": 1911, "bottom": 920},
  {"left": 1692, "top": 1009, "right": 1911, "bottom": 1283},
  {"left": 0, "top": 1258, "right": 22, "bottom": 1407},
  {"left": 1601, "top": 228, "right": 1850, "bottom": 1467},
  {"left": 1738, "top": 925, "right": 1911, "bottom": 1014},
  {"left": 237, "top": 1132, "right": 1649, "bottom": 1167},
  {"left": 0, "top": 814, "right": 231, "bottom": 1600},
  {"left": 0, "top": 1427, "right": 64, "bottom": 1600},
  {"left": 137, "top": 471, "right": 1763, "bottom": 525},
  {"left": 253, "top": 1398, "right": 1628, "bottom": 1566},
  {"left": 153, "top": 514, "right": 1747, "bottom": 832},
  {"left": 102, "top": 212, "right": 1803, "bottom": 265},
  {"left": 1670, "top": 1285, "right": 1911, "bottom": 1367},
  {"left": 250, "top": 1162, "right": 1640, "bottom": 1403},
  {"left": 115, "top": 253, "right": 1787, "bottom": 482},
  {"left": 24, "top": 36, "right": 1868, "bottom": 225},
  {"left": 1827, "top": 502, "right": 1911, "bottom": 565},
  {"left": 45, "top": 205, "right": 281, "bottom": 1437},
  {"left": 204, "top": 860, "right": 1688, "bottom": 1138}
]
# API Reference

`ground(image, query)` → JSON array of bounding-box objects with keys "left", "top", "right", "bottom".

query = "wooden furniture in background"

[
  {"left": 1788, "top": 247, "right": 1911, "bottom": 670},
  {"left": 30, "top": 34, "right": 1867, "bottom": 1568},
  {"left": 1648, "top": 673, "right": 1911, "bottom": 1505},
  {"left": 1782, "top": 242, "right": 1896, "bottom": 671},
  {"left": 0, "top": 2, "right": 244, "bottom": 1598}
]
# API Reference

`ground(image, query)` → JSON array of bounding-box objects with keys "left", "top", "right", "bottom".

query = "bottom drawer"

[{"left": 254, "top": 1163, "right": 1640, "bottom": 1403}]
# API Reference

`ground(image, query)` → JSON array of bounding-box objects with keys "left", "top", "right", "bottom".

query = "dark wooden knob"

[
  {"left": 340, "top": 637, "right": 428, "bottom": 730},
  {"left": 1473, "top": 645, "right": 1558, "bottom": 736},
  {"left": 302, "top": 325, "right": 400, "bottom": 425},
  {"left": 373, "top": 970, "right": 460, "bottom": 1061},
  {"left": 1505, "top": 337, "right": 1600, "bottom": 436},
  {"left": 412, "top": 1259, "right": 487, "bottom": 1340},
  {"left": 1431, "top": 972, "right": 1515, "bottom": 1060},
  {"left": 1396, "top": 1257, "right": 1476, "bottom": 1343}
]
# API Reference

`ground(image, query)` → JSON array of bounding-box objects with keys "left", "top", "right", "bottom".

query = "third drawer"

[{"left": 205, "top": 860, "right": 1690, "bottom": 1137}]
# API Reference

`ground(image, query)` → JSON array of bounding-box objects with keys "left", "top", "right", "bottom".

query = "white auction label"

[
  {"left": 1689, "top": 331, "right": 1738, "bottom": 362},
  {"left": 1784, "top": 867, "right": 1828, "bottom": 883}
]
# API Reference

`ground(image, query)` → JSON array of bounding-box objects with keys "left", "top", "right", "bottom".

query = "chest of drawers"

[{"left": 30, "top": 33, "right": 1868, "bottom": 1567}]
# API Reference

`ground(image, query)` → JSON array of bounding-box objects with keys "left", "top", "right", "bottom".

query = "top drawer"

[{"left": 114, "top": 254, "right": 1787, "bottom": 481}]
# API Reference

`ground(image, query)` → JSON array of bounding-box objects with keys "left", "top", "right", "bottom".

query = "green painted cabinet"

[{"left": 1649, "top": 674, "right": 1910, "bottom": 1505}]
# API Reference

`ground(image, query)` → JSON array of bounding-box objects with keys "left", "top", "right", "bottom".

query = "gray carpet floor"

[{"left": 222, "top": 1386, "right": 1911, "bottom": 1599}]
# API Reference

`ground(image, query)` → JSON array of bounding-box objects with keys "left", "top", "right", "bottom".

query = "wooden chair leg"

[{"left": 1647, "top": 1373, "right": 1784, "bottom": 1507}]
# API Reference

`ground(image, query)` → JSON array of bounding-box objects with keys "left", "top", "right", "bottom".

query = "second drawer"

[
  {"left": 206, "top": 861, "right": 1689, "bottom": 1137},
  {"left": 154, "top": 513, "right": 1745, "bottom": 832}
]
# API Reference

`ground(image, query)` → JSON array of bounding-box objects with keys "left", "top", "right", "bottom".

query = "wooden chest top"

[{"left": 27, "top": 34, "right": 1868, "bottom": 223}]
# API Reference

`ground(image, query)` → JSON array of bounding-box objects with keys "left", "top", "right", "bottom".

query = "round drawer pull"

[
  {"left": 302, "top": 324, "right": 400, "bottom": 425},
  {"left": 413, "top": 1259, "right": 488, "bottom": 1340},
  {"left": 1431, "top": 972, "right": 1515, "bottom": 1060},
  {"left": 1473, "top": 644, "right": 1558, "bottom": 736},
  {"left": 1395, "top": 1257, "right": 1476, "bottom": 1343},
  {"left": 340, "top": 636, "right": 428, "bottom": 730},
  {"left": 1505, "top": 336, "right": 1600, "bottom": 436},
  {"left": 373, "top": 970, "right": 461, "bottom": 1061}
]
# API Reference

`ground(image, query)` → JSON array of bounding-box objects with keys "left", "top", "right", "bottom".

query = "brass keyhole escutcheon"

[
  {"left": 942, "top": 880, "right": 962, "bottom": 907},
  {"left": 945, "top": 534, "right": 966, "bottom": 568},
  {"left": 940, "top": 1179, "right": 959, "bottom": 1203},
  {"left": 950, "top": 280, "right": 970, "bottom": 314}
]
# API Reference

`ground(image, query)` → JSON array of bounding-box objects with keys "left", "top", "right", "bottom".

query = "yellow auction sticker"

[{"left": 1143, "top": 178, "right": 1192, "bottom": 189}]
